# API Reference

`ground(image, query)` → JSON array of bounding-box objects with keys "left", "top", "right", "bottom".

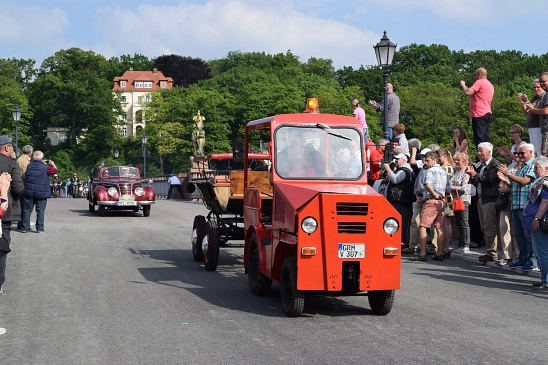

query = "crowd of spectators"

[{"left": 368, "top": 69, "right": 548, "bottom": 290}]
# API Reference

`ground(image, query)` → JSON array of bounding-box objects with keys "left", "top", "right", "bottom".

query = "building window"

[
  {"left": 121, "top": 95, "right": 127, "bottom": 103},
  {"left": 122, "top": 113, "right": 127, "bottom": 120},
  {"left": 57, "top": 132, "right": 66, "bottom": 143},
  {"left": 135, "top": 110, "right": 143, "bottom": 122},
  {"left": 122, "top": 126, "right": 127, "bottom": 137},
  {"left": 145, "top": 96, "right": 151, "bottom": 103},
  {"left": 137, "top": 96, "right": 142, "bottom": 104},
  {"left": 144, "top": 81, "right": 152, "bottom": 88},
  {"left": 135, "top": 81, "right": 143, "bottom": 88},
  {"left": 121, "top": 81, "right": 126, "bottom": 88},
  {"left": 161, "top": 81, "right": 166, "bottom": 88}
]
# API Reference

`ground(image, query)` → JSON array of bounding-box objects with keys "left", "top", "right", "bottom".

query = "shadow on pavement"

[{"left": 130, "top": 247, "right": 376, "bottom": 317}]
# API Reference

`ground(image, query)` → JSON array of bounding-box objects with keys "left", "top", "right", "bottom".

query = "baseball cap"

[
  {"left": 0, "top": 136, "right": 13, "bottom": 146},
  {"left": 394, "top": 153, "right": 408, "bottom": 161},
  {"left": 420, "top": 148, "right": 432, "bottom": 155}
]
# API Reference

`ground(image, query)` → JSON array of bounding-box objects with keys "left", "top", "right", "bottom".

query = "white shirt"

[{"left": 168, "top": 176, "right": 181, "bottom": 185}]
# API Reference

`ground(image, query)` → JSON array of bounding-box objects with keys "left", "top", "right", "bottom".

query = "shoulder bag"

[{"left": 452, "top": 187, "right": 465, "bottom": 212}]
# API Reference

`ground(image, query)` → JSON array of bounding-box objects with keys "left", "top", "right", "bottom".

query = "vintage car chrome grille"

[
  {"left": 336, "top": 202, "right": 368, "bottom": 216},
  {"left": 119, "top": 184, "right": 132, "bottom": 196},
  {"left": 338, "top": 222, "right": 366, "bottom": 234}
]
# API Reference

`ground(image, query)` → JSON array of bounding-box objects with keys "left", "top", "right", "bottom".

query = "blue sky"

[{"left": 0, "top": 0, "right": 544, "bottom": 70}]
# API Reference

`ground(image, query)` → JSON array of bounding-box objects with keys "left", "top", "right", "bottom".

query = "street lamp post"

[
  {"left": 142, "top": 133, "right": 148, "bottom": 179},
  {"left": 373, "top": 31, "right": 397, "bottom": 161},
  {"left": 12, "top": 104, "right": 21, "bottom": 157},
  {"left": 114, "top": 148, "right": 119, "bottom": 165}
]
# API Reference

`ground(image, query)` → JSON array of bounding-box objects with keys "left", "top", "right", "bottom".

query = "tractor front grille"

[
  {"left": 338, "top": 222, "right": 366, "bottom": 234},
  {"left": 336, "top": 202, "right": 368, "bottom": 216}
]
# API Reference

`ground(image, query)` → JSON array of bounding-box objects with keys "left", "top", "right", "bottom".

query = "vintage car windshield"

[
  {"left": 101, "top": 167, "right": 139, "bottom": 179},
  {"left": 274, "top": 125, "right": 363, "bottom": 180}
]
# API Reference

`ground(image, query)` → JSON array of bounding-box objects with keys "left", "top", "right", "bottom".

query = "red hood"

[{"left": 276, "top": 182, "right": 378, "bottom": 210}]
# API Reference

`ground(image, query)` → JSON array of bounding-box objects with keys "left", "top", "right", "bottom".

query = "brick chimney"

[{"left": 153, "top": 68, "right": 158, "bottom": 75}]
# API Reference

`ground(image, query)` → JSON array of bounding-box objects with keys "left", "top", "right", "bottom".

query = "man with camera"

[{"left": 20, "top": 151, "right": 58, "bottom": 233}]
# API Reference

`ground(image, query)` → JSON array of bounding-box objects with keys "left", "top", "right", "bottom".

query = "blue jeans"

[
  {"left": 21, "top": 197, "right": 48, "bottom": 232},
  {"left": 512, "top": 209, "right": 537, "bottom": 266},
  {"left": 531, "top": 230, "right": 548, "bottom": 286}
]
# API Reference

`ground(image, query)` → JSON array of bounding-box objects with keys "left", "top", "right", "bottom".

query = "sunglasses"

[{"left": 515, "top": 152, "right": 526, "bottom": 156}]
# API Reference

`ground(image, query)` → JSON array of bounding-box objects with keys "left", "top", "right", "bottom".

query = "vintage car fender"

[
  {"left": 143, "top": 185, "right": 156, "bottom": 202},
  {"left": 94, "top": 185, "right": 111, "bottom": 202}
]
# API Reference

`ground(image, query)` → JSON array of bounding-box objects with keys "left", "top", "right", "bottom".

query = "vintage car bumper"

[{"left": 97, "top": 200, "right": 155, "bottom": 206}]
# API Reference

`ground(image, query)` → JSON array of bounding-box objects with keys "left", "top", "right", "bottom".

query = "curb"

[{"left": 450, "top": 250, "right": 542, "bottom": 279}]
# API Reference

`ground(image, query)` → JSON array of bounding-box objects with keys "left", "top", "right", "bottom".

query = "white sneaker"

[
  {"left": 496, "top": 259, "right": 512, "bottom": 266},
  {"left": 454, "top": 246, "right": 470, "bottom": 254}
]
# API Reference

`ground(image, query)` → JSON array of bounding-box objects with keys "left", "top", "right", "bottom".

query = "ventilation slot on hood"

[
  {"left": 336, "top": 202, "right": 368, "bottom": 216},
  {"left": 338, "top": 222, "right": 366, "bottom": 234}
]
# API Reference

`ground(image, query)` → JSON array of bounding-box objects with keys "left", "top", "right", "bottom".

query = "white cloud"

[
  {"left": 0, "top": 3, "right": 69, "bottom": 43},
  {"left": 93, "top": 0, "right": 381, "bottom": 69}
]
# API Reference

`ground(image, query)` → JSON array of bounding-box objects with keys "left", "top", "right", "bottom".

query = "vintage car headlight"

[
  {"left": 108, "top": 187, "right": 118, "bottom": 197},
  {"left": 383, "top": 218, "right": 399, "bottom": 235},
  {"left": 301, "top": 217, "right": 318, "bottom": 234},
  {"left": 134, "top": 187, "right": 144, "bottom": 196}
]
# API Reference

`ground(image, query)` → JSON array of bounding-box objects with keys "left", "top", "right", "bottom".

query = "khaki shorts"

[{"left": 419, "top": 199, "right": 445, "bottom": 228}]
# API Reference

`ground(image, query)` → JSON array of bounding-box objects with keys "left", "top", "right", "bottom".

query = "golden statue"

[{"left": 192, "top": 110, "right": 206, "bottom": 155}]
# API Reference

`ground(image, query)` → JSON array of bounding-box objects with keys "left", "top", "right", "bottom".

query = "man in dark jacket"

[
  {"left": 466, "top": 142, "right": 501, "bottom": 262},
  {"left": 20, "top": 151, "right": 57, "bottom": 233},
  {"left": 0, "top": 136, "right": 25, "bottom": 294}
]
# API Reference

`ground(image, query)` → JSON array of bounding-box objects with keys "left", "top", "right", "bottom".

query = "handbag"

[
  {"left": 495, "top": 192, "right": 509, "bottom": 210},
  {"left": 452, "top": 187, "right": 465, "bottom": 212}
]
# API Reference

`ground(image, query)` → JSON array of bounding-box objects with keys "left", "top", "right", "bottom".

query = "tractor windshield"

[{"left": 274, "top": 125, "right": 363, "bottom": 180}]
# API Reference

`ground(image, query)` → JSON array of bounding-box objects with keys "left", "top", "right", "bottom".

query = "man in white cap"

[
  {"left": 384, "top": 153, "right": 414, "bottom": 249},
  {"left": 167, "top": 174, "right": 184, "bottom": 200}
]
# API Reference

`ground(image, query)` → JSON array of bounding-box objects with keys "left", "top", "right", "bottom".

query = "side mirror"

[{"left": 232, "top": 140, "right": 244, "bottom": 162}]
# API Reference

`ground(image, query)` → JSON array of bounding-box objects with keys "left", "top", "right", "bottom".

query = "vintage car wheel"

[
  {"left": 142, "top": 205, "right": 151, "bottom": 217},
  {"left": 192, "top": 215, "right": 206, "bottom": 261},
  {"left": 203, "top": 220, "right": 220, "bottom": 271},
  {"left": 368, "top": 290, "right": 395, "bottom": 315},
  {"left": 98, "top": 205, "right": 105, "bottom": 217},
  {"left": 247, "top": 233, "right": 272, "bottom": 296},
  {"left": 280, "top": 256, "right": 304, "bottom": 317}
]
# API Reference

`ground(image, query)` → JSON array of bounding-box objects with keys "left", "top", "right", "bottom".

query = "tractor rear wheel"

[
  {"left": 191, "top": 215, "right": 206, "bottom": 261},
  {"left": 247, "top": 233, "right": 271, "bottom": 295},
  {"left": 204, "top": 220, "right": 220, "bottom": 271},
  {"left": 280, "top": 256, "right": 304, "bottom": 317},
  {"left": 368, "top": 290, "right": 395, "bottom": 315}
]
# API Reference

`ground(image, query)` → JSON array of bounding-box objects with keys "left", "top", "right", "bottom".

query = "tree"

[
  {"left": 154, "top": 55, "right": 211, "bottom": 87},
  {"left": 107, "top": 54, "right": 155, "bottom": 82},
  {"left": 0, "top": 59, "right": 31, "bottom": 144},
  {"left": 27, "top": 48, "right": 124, "bottom": 158}
]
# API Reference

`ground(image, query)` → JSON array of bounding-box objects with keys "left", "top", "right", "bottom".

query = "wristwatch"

[{"left": 534, "top": 217, "right": 541, "bottom": 221}]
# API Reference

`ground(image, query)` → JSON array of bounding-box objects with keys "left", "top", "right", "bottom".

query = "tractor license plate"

[
  {"left": 338, "top": 244, "right": 365, "bottom": 258},
  {"left": 117, "top": 201, "right": 137, "bottom": 206}
]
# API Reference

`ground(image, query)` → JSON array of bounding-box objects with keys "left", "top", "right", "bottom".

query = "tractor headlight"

[
  {"left": 134, "top": 187, "right": 144, "bottom": 196},
  {"left": 108, "top": 187, "right": 118, "bottom": 197},
  {"left": 301, "top": 217, "right": 318, "bottom": 234},
  {"left": 383, "top": 218, "right": 399, "bottom": 235}
]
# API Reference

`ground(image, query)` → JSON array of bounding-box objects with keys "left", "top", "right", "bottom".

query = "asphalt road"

[{"left": 0, "top": 198, "right": 547, "bottom": 365}]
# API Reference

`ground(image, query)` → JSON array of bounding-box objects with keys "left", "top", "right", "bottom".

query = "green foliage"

[{"left": 3, "top": 45, "right": 548, "bottom": 177}]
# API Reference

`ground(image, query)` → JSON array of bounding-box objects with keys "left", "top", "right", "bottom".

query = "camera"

[{"left": 44, "top": 160, "right": 50, "bottom": 164}]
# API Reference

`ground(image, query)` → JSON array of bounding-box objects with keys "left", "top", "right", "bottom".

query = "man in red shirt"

[
  {"left": 368, "top": 139, "right": 387, "bottom": 186},
  {"left": 460, "top": 67, "right": 495, "bottom": 148}
]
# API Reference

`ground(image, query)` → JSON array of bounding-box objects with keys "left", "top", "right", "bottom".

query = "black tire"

[
  {"left": 368, "top": 290, "right": 395, "bottom": 315},
  {"left": 192, "top": 215, "right": 206, "bottom": 261},
  {"left": 247, "top": 233, "right": 272, "bottom": 296},
  {"left": 143, "top": 205, "right": 151, "bottom": 217},
  {"left": 280, "top": 256, "right": 304, "bottom": 317},
  {"left": 98, "top": 205, "right": 105, "bottom": 217},
  {"left": 204, "top": 220, "right": 220, "bottom": 271},
  {"left": 88, "top": 202, "right": 95, "bottom": 212}
]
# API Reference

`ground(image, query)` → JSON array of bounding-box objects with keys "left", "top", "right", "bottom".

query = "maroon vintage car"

[{"left": 88, "top": 166, "right": 155, "bottom": 217}]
